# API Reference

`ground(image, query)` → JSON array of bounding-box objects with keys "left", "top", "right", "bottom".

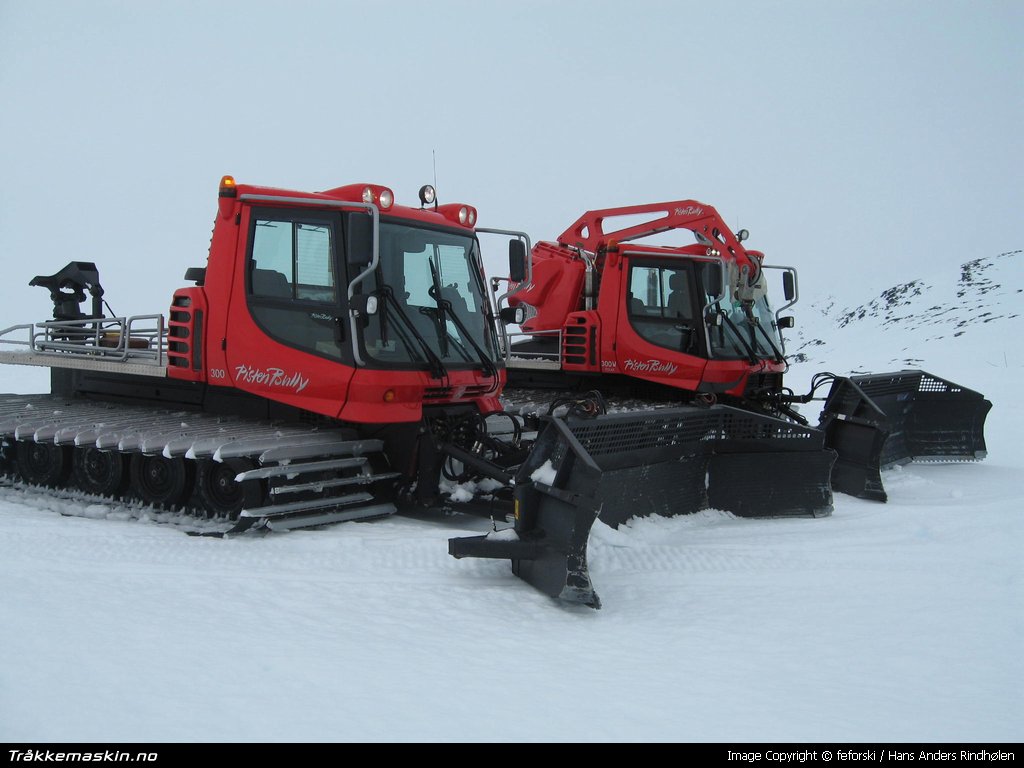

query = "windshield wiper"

[
  {"left": 426, "top": 258, "right": 499, "bottom": 383},
  {"left": 376, "top": 287, "right": 447, "bottom": 380},
  {"left": 434, "top": 298, "right": 499, "bottom": 381},
  {"left": 427, "top": 258, "right": 449, "bottom": 358},
  {"left": 715, "top": 308, "right": 759, "bottom": 365},
  {"left": 749, "top": 316, "right": 787, "bottom": 365},
  {"left": 427, "top": 309, "right": 476, "bottom": 364}
]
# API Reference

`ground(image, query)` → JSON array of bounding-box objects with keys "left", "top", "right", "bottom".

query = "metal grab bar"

[{"left": 1, "top": 315, "right": 167, "bottom": 367}]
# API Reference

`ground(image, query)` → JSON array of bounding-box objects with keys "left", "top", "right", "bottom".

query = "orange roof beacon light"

[{"left": 218, "top": 175, "right": 237, "bottom": 219}]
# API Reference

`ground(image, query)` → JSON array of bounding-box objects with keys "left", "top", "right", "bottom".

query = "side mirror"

[
  {"left": 499, "top": 305, "right": 526, "bottom": 325},
  {"left": 782, "top": 271, "right": 796, "bottom": 302},
  {"left": 705, "top": 264, "right": 724, "bottom": 298},
  {"left": 705, "top": 309, "right": 723, "bottom": 327},
  {"left": 778, "top": 315, "right": 795, "bottom": 329},
  {"left": 184, "top": 267, "right": 206, "bottom": 286},
  {"left": 346, "top": 212, "right": 374, "bottom": 268},
  {"left": 508, "top": 239, "right": 527, "bottom": 283}
]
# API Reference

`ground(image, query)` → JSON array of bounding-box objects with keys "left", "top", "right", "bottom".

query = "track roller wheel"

[
  {"left": 0, "top": 439, "right": 15, "bottom": 476},
  {"left": 195, "top": 458, "right": 263, "bottom": 520},
  {"left": 16, "top": 441, "right": 71, "bottom": 487},
  {"left": 130, "top": 454, "right": 194, "bottom": 509},
  {"left": 73, "top": 446, "right": 128, "bottom": 497}
]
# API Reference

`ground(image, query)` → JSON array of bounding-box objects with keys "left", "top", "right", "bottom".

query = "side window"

[
  {"left": 295, "top": 224, "right": 334, "bottom": 301},
  {"left": 248, "top": 214, "right": 343, "bottom": 360},
  {"left": 628, "top": 266, "right": 692, "bottom": 319},
  {"left": 665, "top": 269, "right": 692, "bottom": 320},
  {"left": 252, "top": 220, "right": 294, "bottom": 297},
  {"left": 251, "top": 220, "right": 335, "bottom": 302},
  {"left": 627, "top": 263, "right": 697, "bottom": 353},
  {"left": 629, "top": 266, "right": 660, "bottom": 315}
]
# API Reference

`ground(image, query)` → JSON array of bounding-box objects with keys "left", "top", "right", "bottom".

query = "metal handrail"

[
  {"left": 761, "top": 264, "right": 799, "bottom": 355},
  {"left": 2, "top": 315, "right": 167, "bottom": 367},
  {"left": 502, "top": 328, "right": 562, "bottom": 361},
  {"left": 0, "top": 323, "right": 34, "bottom": 348},
  {"left": 477, "top": 227, "right": 533, "bottom": 361}
]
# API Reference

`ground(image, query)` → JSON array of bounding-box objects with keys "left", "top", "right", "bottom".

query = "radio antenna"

[{"left": 432, "top": 149, "right": 438, "bottom": 202}]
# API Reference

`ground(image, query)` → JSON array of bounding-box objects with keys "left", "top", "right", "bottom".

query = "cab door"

[
  {"left": 616, "top": 260, "right": 707, "bottom": 389},
  {"left": 223, "top": 206, "right": 355, "bottom": 418}
]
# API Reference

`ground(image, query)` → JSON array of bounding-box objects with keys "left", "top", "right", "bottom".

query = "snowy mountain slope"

[
  {"left": 0, "top": 258, "right": 1022, "bottom": 743},
  {"left": 786, "top": 249, "right": 1023, "bottom": 390}
]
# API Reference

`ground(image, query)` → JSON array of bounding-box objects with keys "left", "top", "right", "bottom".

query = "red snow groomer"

[
  {"left": 486, "top": 200, "right": 991, "bottom": 503},
  {"left": 452, "top": 201, "right": 987, "bottom": 599},
  {"left": 0, "top": 177, "right": 513, "bottom": 530},
  {"left": 0, "top": 184, "right": 990, "bottom": 609}
]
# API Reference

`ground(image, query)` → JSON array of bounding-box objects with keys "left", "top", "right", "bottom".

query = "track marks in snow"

[
  {"left": 589, "top": 510, "right": 826, "bottom": 576},
  {"left": 594, "top": 542, "right": 811, "bottom": 575},
  {"left": 0, "top": 486, "right": 519, "bottom": 597}
]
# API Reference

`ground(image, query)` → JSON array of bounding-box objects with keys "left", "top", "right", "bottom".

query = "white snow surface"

[{"left": 1, "top": 256, "right": 1023, "bottom": 742}]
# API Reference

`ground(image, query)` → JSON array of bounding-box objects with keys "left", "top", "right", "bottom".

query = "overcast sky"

[{"left": 0, "top": 0, "right": 1019, "bottom": 326}]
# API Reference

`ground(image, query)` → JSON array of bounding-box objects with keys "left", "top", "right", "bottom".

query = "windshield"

[
  {"left": 698, "top": 262, "right": 783, "bottom": 360},
  {"left": 359, "top": 222, "right": 497, "bottom": 368}
]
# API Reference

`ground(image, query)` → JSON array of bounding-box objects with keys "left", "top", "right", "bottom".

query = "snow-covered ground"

[{"left": 1, "top": 255, "right": 1022, "bottom": 742}]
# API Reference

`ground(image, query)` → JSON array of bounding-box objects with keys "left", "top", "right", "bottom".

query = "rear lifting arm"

[{"left": 556, "top": 200, "right": 758, "bottom": 273}]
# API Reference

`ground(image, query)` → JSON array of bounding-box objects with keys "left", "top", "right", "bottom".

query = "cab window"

[
  {"left": 247, "top": 213, "right": 343, "bottom": 360},
  {"left": 627, "top": 264, "right": 697, "bottom": 353}
]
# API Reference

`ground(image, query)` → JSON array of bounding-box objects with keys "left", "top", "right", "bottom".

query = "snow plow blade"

[
  {"left": 819, "top": 370, "right": 991, "bottom": 502},
  {"left": 449, "top": 405, "right": 836, "bottom": 607},
  {"left": 448, "top": 413, "right": 605, "bottom": 608}
]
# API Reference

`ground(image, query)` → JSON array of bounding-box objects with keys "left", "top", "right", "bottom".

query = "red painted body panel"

[
  {"left": 166, "top": 178, "right": 499, "bottom": 424},
  {"left": 560, "top": 311, "right": 601, "bottom": 372},
  {"left": 232, "top": 183, "right": 477, "bottom": 230},
  {"left": 339, "top": 368, "right": 504, "bottom": 423},
  {"left": 509, "top": 242, "right": 585, "bottom": 335},
  {"left": 509, "top": 200, "right": 787, "bottom": 399},
  {"left": 166, "top": 287, "right": 209, "bottom": 382}
]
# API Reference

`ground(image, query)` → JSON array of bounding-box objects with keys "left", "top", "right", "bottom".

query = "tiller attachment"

[{"left": 819, "top": 370, "right": 991, "bottom": 502}]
